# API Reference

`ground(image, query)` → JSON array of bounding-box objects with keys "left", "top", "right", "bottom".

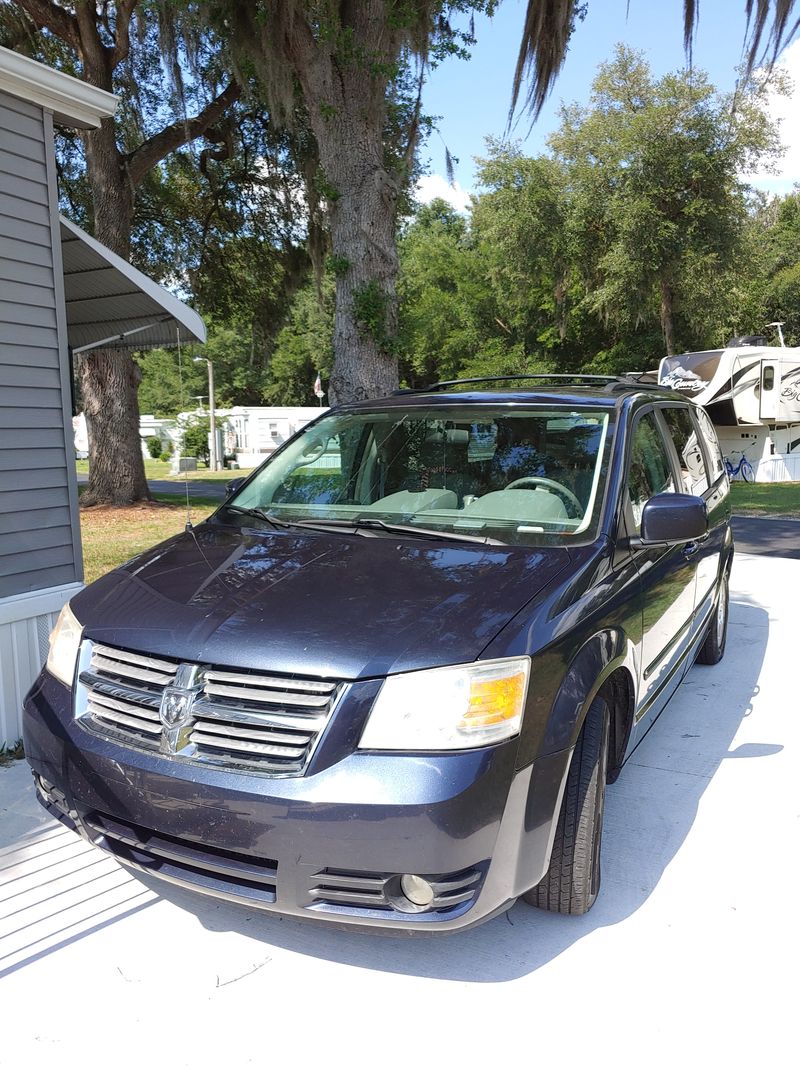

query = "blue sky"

[{"left": 417, "top": 0, "right": 800, "bottom": 205}]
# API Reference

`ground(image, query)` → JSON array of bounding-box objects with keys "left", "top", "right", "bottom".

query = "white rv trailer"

[{"left": 658, "top": 340, "right": 800, "bottom": 482}]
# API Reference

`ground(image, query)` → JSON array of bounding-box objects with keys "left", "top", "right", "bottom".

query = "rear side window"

[
  {"left": 660, "top": 406, "right": 709, "bottom": 495},
  {"left": 627, "top": 412, "right": 676, "bottom": 532},
  {"left": 694, "top": 407, "right": 725, "bottom": 481}
]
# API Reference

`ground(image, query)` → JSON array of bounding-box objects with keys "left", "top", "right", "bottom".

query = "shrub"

[
  {"left": 181, "top": 416, "right": 211, "bottom": 465},
  {"left": 145, "top": 436, "right": 162, "bottom": 459}
]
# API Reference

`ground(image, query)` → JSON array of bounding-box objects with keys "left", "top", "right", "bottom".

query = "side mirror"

[
  {"left": 636, "top": 492, "right": 708, "bottom": 547},
  {"left": 225, "top": 477, "right": 245, "bottom": 497}
]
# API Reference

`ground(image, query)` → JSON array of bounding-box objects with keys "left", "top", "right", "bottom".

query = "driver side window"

[{"left": 627, "top": 412, "right": 676, "bottom": 533}]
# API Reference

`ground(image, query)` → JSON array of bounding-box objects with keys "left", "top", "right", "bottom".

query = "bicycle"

[{"left": 724, "top": 446, "right": 756, "bottom": 482}]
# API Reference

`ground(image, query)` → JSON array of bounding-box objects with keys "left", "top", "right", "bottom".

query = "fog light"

[{"left": 400, "top": 874, "right": 435, "bottom": 907}]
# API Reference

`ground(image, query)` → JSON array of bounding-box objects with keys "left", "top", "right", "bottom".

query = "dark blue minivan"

[{"left": 24, "top": 376, "right": 732, "bottom": 931}]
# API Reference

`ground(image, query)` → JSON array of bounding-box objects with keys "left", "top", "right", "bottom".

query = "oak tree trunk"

[
  {"left": 312, "top": 110, "right": 400, "bottom": 404},
  {"left": 79, "top": 349, "right": 150, "bottom": 505},
  {"left": 78, "top": 117, "right": 150, "bottom": 506},
  {"left": 298, "top": 19, "right": 401, "bottom": 406}
]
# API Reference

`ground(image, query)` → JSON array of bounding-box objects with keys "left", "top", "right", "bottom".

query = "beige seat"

[
  {"left": 463, "top": 488, "right": 568, "bottom": 523},
  {"left": 368, "top": 488, "right": 458, "bottom": 513}
]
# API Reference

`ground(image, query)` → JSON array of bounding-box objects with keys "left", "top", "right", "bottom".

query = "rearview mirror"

[
  {"left": 636, "top": 492, "right": 708, "bottom": 547},
  {"left": 225, "top": 477, "right": 245, "bottom": 497}
]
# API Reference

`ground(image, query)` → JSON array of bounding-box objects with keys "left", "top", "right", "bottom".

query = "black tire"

[
  {"left": 525, "top": 695, "right": 610, "bottom": 916},
  {"left": 741, "top": 461, "right": 754, "bottom": 483},
  {"left": 697, "top": 570, "right": 729, "bottom": 665}
]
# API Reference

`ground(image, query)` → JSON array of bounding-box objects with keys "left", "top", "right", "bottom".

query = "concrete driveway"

[{"left": 1, "top": 552, "right": 797, "bottom": 1067}]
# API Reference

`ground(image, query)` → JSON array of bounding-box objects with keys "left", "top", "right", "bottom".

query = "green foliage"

[
  {"left": 394, "top": 48, "right": 788, "bottom": 384},
  {"left": 547, "top": 46, "right": 785, "bottom": 355},
  {"left": 353, "top": 280, "right": 395, "bottom": 354},
  {"left": 266, "top": 277, "right": 335, "bottom": 405},
  {"left": 398, "top": 198, "right": 493, "bottom": 383},
  {"left": 747, "top": 191, "right": 800, "bottom": 346},
  {"left": 328, "top": 255, "right": 351, "bottom": 277},
  {"left": 181, "top": 416, "right": 212, "bottom": 464},
  {"left": 136, "top": 320, "right": 281, "bottom": 416},
  {"left": 145, "top": 436, "right": 163, "bottom": 460}
]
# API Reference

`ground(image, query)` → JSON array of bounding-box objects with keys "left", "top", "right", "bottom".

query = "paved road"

[
  {"left": 731, "top": 514, "right": 800, "bottom": 558},
  {"left": 78, "top": 472, "right": 230, "bottom": 500},
  {"left": 147, "top": 477, "right": 229, "bottom": 499},
  {"left": 1, "top": 552, "right": 797, "bottom": 1067}
]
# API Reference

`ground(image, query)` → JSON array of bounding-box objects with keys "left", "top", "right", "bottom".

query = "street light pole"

[{"left": 194, "top": 357, "right": 219, "bottom": 470}]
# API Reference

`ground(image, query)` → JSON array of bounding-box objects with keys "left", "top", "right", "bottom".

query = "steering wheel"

[{"left": 504, "top": 476, "right": 583, "bottom": 517}]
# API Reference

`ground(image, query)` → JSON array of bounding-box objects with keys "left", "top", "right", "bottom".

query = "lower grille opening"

[
  {"left": 83, "top": 810, "right": 278, "bottom": 903},
  {"left": 308, "top": 865, "right": 484, "bottom": 917}
]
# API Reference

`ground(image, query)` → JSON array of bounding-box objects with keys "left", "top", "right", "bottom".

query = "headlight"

[
  {"left": 46, "top": 603, "right": 83, "bottom": 688},
  {"left": 358, "top": 657, "right": 530, "bottom": 751}
]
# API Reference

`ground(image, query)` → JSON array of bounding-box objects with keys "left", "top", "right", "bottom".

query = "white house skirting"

[{"left": 0, "top": 582, "right": 82, "bottom": 747}]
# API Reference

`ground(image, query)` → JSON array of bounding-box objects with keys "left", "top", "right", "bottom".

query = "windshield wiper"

[
  {"left": 221, "top": 504, "right": 297, "bottom": 531},
  {"left": 288, "top": 517, "right": 505, "bottom": 546}
]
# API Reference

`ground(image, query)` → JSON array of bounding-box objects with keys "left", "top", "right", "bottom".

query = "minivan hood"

[{"left": 73, "top": 523, "right": 570, "bottom": 680}]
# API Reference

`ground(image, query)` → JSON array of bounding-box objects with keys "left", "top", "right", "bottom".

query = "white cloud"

[
  {"left": 746, "top": 38, "right": 800, "bottom": 193},
  {"left": 414, "top": 173, "right": 473, "bottom": 213}
]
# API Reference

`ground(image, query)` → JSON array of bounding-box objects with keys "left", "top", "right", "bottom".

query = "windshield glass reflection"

[{"left": 226, "top": 405, "right": 612, "bottom": 547}]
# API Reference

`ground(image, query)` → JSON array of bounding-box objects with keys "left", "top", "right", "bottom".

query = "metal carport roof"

[{"left": 60, "top": 215, "right": 206, "bottom": 352}]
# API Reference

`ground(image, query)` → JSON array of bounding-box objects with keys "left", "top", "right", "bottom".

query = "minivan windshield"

[{"left": 225, "top": 405, "right": 612, "bottom": 547}]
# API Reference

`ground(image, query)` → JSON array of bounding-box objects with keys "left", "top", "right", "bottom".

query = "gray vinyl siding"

[{"left": 0, "top": 90, "right": 82, "bottom": 597}]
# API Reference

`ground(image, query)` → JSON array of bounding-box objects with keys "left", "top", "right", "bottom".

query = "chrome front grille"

[
  {"left": 76, "top": 641, "right": 341, "bottom": 777},
  {"left": 191, "top": 671, "right": 338, "bottom": 773},
  {"left": 80, "top": 643, "right": 178, "bottom": 750}
]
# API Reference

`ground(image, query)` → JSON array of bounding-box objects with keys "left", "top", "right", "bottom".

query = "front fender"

[{"left": 537, "top": 628, "right": 635, "bottom": 758}]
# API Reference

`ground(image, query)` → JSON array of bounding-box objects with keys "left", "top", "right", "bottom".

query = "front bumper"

[{"left": 23, "top": 669, "right": 571, "bottom": 933}]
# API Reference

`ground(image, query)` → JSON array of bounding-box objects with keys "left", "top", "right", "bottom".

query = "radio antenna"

[{"left": 176, "top": 326, "right": 192, "bottom": 530}]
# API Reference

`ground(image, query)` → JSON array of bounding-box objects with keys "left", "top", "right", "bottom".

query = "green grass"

[
  {"left": 151, "top": 491, "right": 225, "bottom": 508},
  {"left": 162, "top": 467, "right": 255, "bottom": 482},
  {"left": 729, "top": 481, "right": 800, "bottom": 517},
  {"left": 80, "top": 501, "right": 216, "bottom": 584},
  {"left": 76, "top": 460, "right": 253, "bottom": 482},
  {"left": 77, "top": 458, "right": 172, "bottom": 478}
]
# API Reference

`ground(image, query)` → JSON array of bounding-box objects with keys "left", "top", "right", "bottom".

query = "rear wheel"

[
  {"left": 525, "top": 695, "right": 610, "bottom": 916},
  {"left": 697, "top": 570, "right": 729, "bottom": 665}
]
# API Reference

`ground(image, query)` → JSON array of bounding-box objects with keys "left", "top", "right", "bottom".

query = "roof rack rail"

[
  {"left": 394, "top": 373, "right": 620, "bottom": 395},
  {"left": 394, "top": 372, "right": 671, "bottom": 395}
]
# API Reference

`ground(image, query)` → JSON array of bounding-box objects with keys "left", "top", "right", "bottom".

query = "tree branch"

[
  {"left": 111, "top": 0, "right": 138, "bottom": 68},
  {"left": 124, "top": 80, "right": 242, "bottom": 187},
  {"left": 13, "top": 0, "right": 80, "bottom": 51},
  {"left": 73, "top": 0, "right": 111, "bottom": 84}
]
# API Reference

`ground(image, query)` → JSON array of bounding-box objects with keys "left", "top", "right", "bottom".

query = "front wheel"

[
  {"left": 524, "top": 695, "right": 610, "bottom": 916},
  {"left": 697, "top": 571, "right": 729, "bottom": 665},
  {"left": 740, "top": 459, "right": 755, "bottom": 483}
]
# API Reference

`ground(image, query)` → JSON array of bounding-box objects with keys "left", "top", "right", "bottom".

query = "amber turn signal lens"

[{"left": 459, "top": 671, "right": 528, "bottom": 730}]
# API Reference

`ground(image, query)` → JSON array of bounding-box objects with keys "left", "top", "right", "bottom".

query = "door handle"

[{"left": 683, "top": 541, "right": 699, "bottom": 558}]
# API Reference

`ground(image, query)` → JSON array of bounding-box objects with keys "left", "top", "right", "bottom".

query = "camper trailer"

[{"left": 658, "top": 339, "right": 800, "bottom": 482}]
